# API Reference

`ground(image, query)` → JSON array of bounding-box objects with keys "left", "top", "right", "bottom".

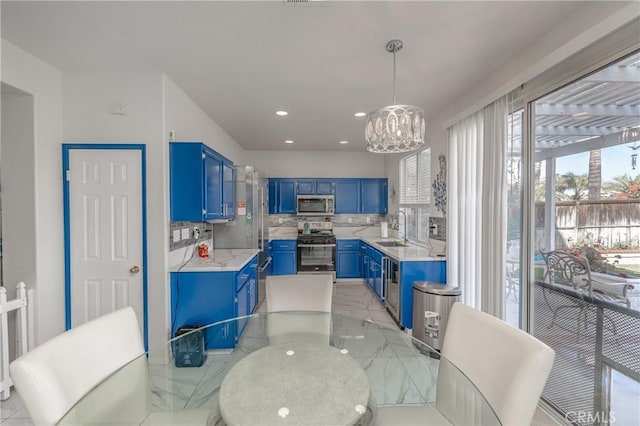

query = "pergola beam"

[
  {"left": 535, "top": 104, "right": 640, "bottom": 117},
  {"left": 583, "top": 66, "right": 640, "bottom": 83},
  {"left": 534, "top": 130, "right": 639, "bottom": 161}
]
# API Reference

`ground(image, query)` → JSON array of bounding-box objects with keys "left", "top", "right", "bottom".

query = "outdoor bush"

[{"left": 563, "top": 244, "right": 628, "bottom": 278}]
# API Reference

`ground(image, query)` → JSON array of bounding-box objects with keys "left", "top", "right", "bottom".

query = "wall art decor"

[{"left": 432, "top": 153, "right": 447, "bottom": 215}]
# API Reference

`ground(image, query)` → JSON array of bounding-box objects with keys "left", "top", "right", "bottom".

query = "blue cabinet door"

[
  {"left": 268, "top": 179, "right": 278, "bottom": 214},
  {"left": 335, "top": 179, "right": 360, "bottom": 213},
  {"left": 278, "top": 180, "right": 297, "bottom": 214},
  {"left": 170, "top": 271, "right": 236, "bottom": 349},
  {"left": 337, "top": 251, "right": 360, "bottom": 278},
  {"left": 170, "top": 142, "right": 206, "bottom": 221},
  {"left": 204, "top": 149, "right": 223, "bottom": 220},
  {"left": 271, "top": 240, "right": 297, "bottom": 275},
  {"left": 361, "top": 179, "right": 388, "bottom": 214},
  {"left": 296, "top": 179, "right": 315, "bottom": 195},
  {"left": 222, "top": 160, "right": 235, "bottom": 218},
  {"left": 316, "top": 180, "right": 335, "bottom": 195},
  {"left": 272, "top": 251, "right": 297, "bottom": 275},
  {"left": 235, "top": 281, "right": 250, "bottom": 342}
]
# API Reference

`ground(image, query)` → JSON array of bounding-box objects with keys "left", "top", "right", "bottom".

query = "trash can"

[
  {"left": 412, "top": 282, "right": 461, "bottom": 351},
  {"left": 172, "top": 325, "right": 207, "bottom": 367}
]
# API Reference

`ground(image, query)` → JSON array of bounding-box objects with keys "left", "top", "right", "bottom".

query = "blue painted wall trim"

[{"left": 62, "top": 143, "right": 149, "bottom": 349}]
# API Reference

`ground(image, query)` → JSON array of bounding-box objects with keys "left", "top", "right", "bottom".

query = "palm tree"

[
  {"left": 603, "top": 174, "right": 640, "bottom": 199},
  {"left": 556, "top": 172, "right": 588, "bottom": 201},
  {"left": 588, "top": 149, "right": 601, "bottom": 200}
]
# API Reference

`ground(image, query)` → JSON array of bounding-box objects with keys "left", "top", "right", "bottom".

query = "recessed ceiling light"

[
  {"left": 276, "top": 110, "right": 288, "bottom": 116},
  {"left": 354, "top": 112, "right": 366, "bottom": 118},
  {"left": 284, "top": 140, "right": 294, "bottom": 144},
  {"left": 339, "top": 140, "right": 349, "bottom": 144}
]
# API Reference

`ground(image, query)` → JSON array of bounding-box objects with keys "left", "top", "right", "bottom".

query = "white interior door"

[{"left": 68, "top": 148, "right": 144, "bottom": 331}]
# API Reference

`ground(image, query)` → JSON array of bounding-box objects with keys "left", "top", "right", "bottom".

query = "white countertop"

[
  {"left": 170, "top": 249, "right": 259, "bottom": 272},
  {"left": 268, "top": 226, "right": 445, "bottom": 262},
  {"left": 358, "top": 237, "right": 446, "bottom": 262}
]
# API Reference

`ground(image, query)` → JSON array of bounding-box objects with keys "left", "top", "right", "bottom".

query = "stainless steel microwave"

[{"left": 296, "top": 195, "right": 334, "bottom": 216}]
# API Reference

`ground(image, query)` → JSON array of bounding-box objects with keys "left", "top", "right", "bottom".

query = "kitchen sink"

[{"left": 375, "top": 241, "right": 409, "bottom": 247}]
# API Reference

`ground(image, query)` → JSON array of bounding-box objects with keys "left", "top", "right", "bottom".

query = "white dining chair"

[
  {"left": 11, "top": 306, "right": 210, "bottom": 425},
  {"left": 266, "top": 274, "right": 333, "bottom": 312},
  {"left": 377, "top": 302, "right": 555, "bottom": 426},
  {"left": 9, "top": 307, "right": 148, "bottom": 425},
  {"left": 265, "top": 274, "right": 333, "bottom": 345}
]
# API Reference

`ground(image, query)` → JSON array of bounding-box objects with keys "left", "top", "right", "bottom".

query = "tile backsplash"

[
  {"left": 267, "top": 214, "right": 387, "bottom": 228},
  {"left": 169, "top": 221, "right": 213, "bottom": 251},
  {"left": 429, "top": 217, "right": 447, "bottom": 242}
]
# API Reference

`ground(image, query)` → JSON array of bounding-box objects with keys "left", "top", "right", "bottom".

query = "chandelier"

[{"left": 366, "top": 39, "right": 425, "bottom": 154}]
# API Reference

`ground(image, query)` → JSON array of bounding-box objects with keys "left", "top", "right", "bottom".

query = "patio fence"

[
  {"left": 535, "top": 200, "right": 640, "bottom": 250},
  {"left": 533, "top": 281, "right": 640, "bottom": 426}
]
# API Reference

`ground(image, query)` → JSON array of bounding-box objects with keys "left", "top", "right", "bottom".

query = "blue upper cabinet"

[
  {"left": 170, "top": 142, "right": 235, "bottom": 221},
  {"left": 268, "top": 177, "right": 387, "bottom": 215},
  {"left": 361, "top": 179, "right": 388, "bottom": 214},
  {"left": 334, "top": 179, "right": 360, "bottom": 214},
  {"left": 269, "top": 179, "right": 297, "bottom": 214},
  {"left": 296, "top": 179, "right": 335, "bottom": 195}
]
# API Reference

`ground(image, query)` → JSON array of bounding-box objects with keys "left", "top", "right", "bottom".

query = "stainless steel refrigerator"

[{"left": 214, "top": 165, "right": 271, "bottom": 304}]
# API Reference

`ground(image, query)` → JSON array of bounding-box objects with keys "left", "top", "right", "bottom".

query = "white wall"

[
  {"left": 1, "top": 40, "right": 64, "bottom": 346},
  {"left": 163, "top": 75, "right": 246, "bottom": 164},
  {"left": 245, "top": 151, "right": 385, "bottom": 178},
  {"left": 63, "top": 71, "right": 169, "bottom": 347}
]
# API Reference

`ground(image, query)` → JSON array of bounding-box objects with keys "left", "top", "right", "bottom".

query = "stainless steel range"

[{"left": 297, "top": 221, "right": 336, "bottom": 281}]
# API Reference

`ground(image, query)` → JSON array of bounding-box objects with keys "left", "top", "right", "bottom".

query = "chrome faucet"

[{"left": 397, "top": 210, "right": 407, "bottom": 244}]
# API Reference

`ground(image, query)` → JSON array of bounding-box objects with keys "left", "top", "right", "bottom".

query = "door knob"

[{"left": 130, "top": 266, "right": 140, "bottom": 274}]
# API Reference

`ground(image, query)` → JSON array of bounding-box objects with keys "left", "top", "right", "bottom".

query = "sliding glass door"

[{"left": 527, "top": 51, "right": 640, "bottom": 425}]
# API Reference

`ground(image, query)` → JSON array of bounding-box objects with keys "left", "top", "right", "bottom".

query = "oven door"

[{"left": 297, "top": 243, "right": 336, "bottom": 273}]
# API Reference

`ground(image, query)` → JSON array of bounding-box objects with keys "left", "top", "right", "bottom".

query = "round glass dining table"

[{"left": 58, "top": 312, "right": 500, "bottom": 425}]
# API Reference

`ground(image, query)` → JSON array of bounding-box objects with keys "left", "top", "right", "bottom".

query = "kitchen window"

[{"left": 399, "top": 148, "right": 431, "bottom": 244}]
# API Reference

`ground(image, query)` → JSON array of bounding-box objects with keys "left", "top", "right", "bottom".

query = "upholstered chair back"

[
  {"left": 10, "top": 307, "right": 146, "bottom": 425},
  {"left": 438, "top": 302, "right": 555, "bottom": 425}
]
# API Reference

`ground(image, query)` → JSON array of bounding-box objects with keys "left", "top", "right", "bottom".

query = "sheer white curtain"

[{"left": 448, "top": 96, "right": 508, "bottom": 317}]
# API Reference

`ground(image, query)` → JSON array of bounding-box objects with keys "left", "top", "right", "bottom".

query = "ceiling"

[{"left": 1, "top": 1, "right": 633, "bottom": 152}]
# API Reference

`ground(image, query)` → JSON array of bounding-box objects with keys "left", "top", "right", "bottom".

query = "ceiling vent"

[{"left": 283, "top": 0, "right": 329, "bottom": 6}]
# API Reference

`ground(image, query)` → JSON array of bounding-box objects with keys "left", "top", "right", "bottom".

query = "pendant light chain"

[{"left": 392, "top": 49, "right": 397, "bottom": 105}]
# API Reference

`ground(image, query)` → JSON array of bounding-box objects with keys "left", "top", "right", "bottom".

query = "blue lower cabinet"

[
  {"left": 170, "top": 256, "right": 258, "bottom": 350},
  {"left": 399, "top": 260, "right": 446, "bottom": 329},
  {"left": 270, "top": 239, "right": 297, "bottom": 275},
  {"left": 336, "top": 240, "right": 361, "bottom": 278}
]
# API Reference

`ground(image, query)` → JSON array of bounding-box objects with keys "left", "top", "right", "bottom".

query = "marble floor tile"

[
  {"left": 398, "top": 356, "right": 440, "bottom": 403},
  {"left": 359, "top": 357, "right": 426, "bottom": 405}
]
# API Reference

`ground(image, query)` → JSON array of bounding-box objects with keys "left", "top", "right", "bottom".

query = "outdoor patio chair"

[
  {"left": 542, "top": 250, "right": 633, "bottom": 307},
  {"left": 540, "top": 250, "right": 631, "bottom": 345}
]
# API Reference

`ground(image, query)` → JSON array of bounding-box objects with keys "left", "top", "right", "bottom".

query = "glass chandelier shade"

[
  {"left": 366, "top": 40, "right": 426, "bottom": 154},
  {"left": 365, "top": 105, "right": 425, "bottom": 153}
]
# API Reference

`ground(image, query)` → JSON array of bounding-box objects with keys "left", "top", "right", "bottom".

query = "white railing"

[{"left": 0, "top": 282, "right": 29, "bottom": 400}]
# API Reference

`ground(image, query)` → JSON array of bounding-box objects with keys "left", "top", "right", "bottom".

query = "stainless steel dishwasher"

[{"left": 385, "top": 258, "right": 400, "bottom": 324}]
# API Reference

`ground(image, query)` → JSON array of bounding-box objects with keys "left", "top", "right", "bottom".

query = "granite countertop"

[{"left": 170, "top": 249, "right": 259, "bottom": 272}]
